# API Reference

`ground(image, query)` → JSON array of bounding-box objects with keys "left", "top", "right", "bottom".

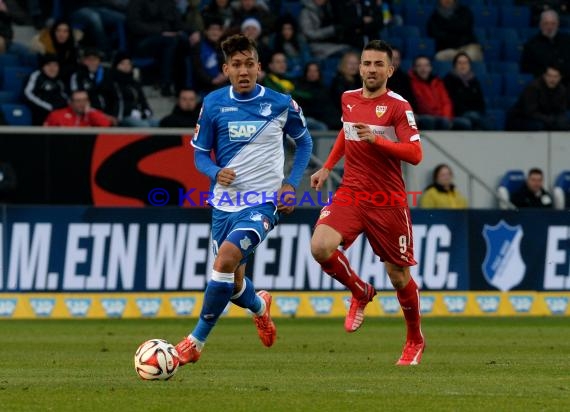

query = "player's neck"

[{"left": 361, "top": 85, "right": 388, "bottom": 99}]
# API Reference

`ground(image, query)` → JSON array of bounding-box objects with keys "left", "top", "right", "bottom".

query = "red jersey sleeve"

[
  {"left": 323, "top": 129, "right": 346, "bottom": 170},
  {"left": 394, "top": 100, "right": 421, "bottom": 143}
]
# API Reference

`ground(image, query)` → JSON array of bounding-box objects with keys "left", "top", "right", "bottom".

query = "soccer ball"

[{"left": 134, "top": 339, "right": 180, "bottom": 380}]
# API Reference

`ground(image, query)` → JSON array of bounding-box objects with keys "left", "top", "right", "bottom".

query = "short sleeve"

[
  {"left": 283, "top": 98, "right": 310, "bottom": 140},
  {"left": 191, "top": 105, "right": 214, "bottom": 151},
  {"left": 394, "top": 101, "right": 421, "bottom": 143}
]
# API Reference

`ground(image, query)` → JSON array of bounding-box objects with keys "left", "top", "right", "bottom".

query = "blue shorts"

[{"left": 211, "top": 203, "right": 279, "bottom": 264}]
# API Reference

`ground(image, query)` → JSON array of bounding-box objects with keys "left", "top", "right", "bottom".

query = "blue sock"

[
  {"left": 231, "top": 276, "right": 262, "bottom": 314},
  {"left": 191, "top": 277, "right": 234, "bottom": 343}
]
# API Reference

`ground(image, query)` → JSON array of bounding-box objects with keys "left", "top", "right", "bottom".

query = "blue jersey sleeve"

[
  {"left": 283, "top": 99, "right": 309, "bottom": 140},
  {"left": 191, "top": 104, "right": 214, "bottom": 152},
  {"left": 284, "top": 132, "right": 313, "bottom": 189}
]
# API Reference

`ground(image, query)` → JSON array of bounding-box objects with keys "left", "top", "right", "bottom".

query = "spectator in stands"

[
  {"left": 24, "top": 54, "right": 68, "bottom": 125},
  {"left": 511, "top": 168, "right": 553, "bottom": 208},
  {"left": 190, "top": 17, "right": 227, "bottom": 94},
  {"left": 299, "top": 0, "right": 351, "bottom": 60},
  {"left": 294, "top": 61, "right": 341, "bottom": 130},
  {"left": 427, "top": 0, "right": 482, "bottom": 62},
  {"left": 443, "top": 52, "right": 490, "bottom": 130},
  {"left": 201, "top": 0, "right": 235, "bottom": 34},
  {"left": 69, "top": 48, "right": 113, "bottom": 113},
  {"left": 387, "top": 46, "right": 417, "bottom": 110},
  {"left": 420, "top": 164, "right": 468, "bottom": 209},
  {"left": 240, "top": 17, "right": 271, "bottom": 73},
  {"left": 183, "top": 0, "right": 205, "bottom": 34},
  {"left": 230, "top": 0, "right": 275, "bottom": 39},
  {"left": 31, "top": 20, "right": 79, "bottom": 83},
  {"left": 331, "top": 0, "right": 383, "bottom": 49},
  {"left": 126, "top": 0, "right": 198, "bottom": 97},
  {"left": 330, "top": 51, "right": 361, "bottom": 112},
  {"left": 44, "top": 89, "right": 114, "bottom": 127},
  {"left": 506, "top": 65, "right": 570, "bottom": 131},
  {"left": 520, "top": 9, "right": 570, "bottom": 89},
  {"left": 108, "top": 52, "right": 156, "bottom": 127},
  {"left": 160, "top": 88, "right": 202, "bottom": 128},
  {"left": 0, "top": 1, "right": 34, "bottom": 61},
  {"left": 409, "top": 55, "right": 454, "bottom": 130},
  {"left": 269, "top": 14, "right": 312, "bottom": 79},
  {"left": 68, "top": 0, "right": 128, "bottom": 61},
  {"left": 263, "top": 51, "right": 301, "bottom": 95}
]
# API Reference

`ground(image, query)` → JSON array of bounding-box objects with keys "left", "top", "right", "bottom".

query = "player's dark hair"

[
  {"left": 363, "top": 39, "right": 393, "bottom": 61},
  {"left": 529, "top": 168, "right": 543, "bottom": 177},
  {"left": 221, "top": 34, "right": 258, "bottom": 62},
  {"left": 544, "top": 64, "right": 562, "bottom": 75}
]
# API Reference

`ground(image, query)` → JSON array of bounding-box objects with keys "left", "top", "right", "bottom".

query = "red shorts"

[{"left": 316, "top": 200, "right": 416, "bottom": 267}]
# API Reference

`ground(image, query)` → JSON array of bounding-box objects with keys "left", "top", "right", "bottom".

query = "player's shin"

[
  {"left": 230, "top": 275, "right": 263, "bottom": 315},
  {"left": 320, "top": 250, "right": 368, "bottom": 299},
  {"left": 190, "top": 270, "right": 235, "bottom": 343},
  {"left": 396, "top": 277, "right": 423, "bottom": 343}
]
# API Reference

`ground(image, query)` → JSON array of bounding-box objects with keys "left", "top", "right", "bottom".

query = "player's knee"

[
  {"left": 311, "top": 236, "right": 335, "bottom": 262},
  {"left": 387, "top": 266, "right": 409, "bottom": 289}
]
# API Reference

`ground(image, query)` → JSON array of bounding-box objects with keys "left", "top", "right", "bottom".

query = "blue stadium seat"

[
  {"left": 1, "top": 103, "right": 32, "bottom": 126},
  {"left": 497, "top": 169, "right": 525, "bottom": 209},
  {"left": 503, "top": 73, "right": 533, "bottom": 97},
  {"left": 281, "top": 1, "right": 303, "bottom": 19},
  {"left": 474, "top": 28, "right": 486, "bottom": 43},
  {"left": 517, "top": 27, "right": 537, "bottom": 41},
  {"left": 471, "top": 61, "right": 487, "bottom": 77},
  {"left": 499, "top": 6, "right": 531, "bottom": 28},
  {"left": 2, "top": 66, "right": 33, "bottom": 98},
  {"left": 472, "top": 6, "right": 499, "bottom": 29},
  {"left": 494, "top": 0, "right": 515, "bottom": 5},
  {"left": 479, "top": 73, "right": 504, "bottom": 98},
  {"left": 0, "top": 91, "right": 17, "bottom": 104},
  {"left": 383, "top": 37, "right": 404, "bottom": 54},
  {"left": 403, "top": 4, "right": 432, "bottom": 30},
  {"left": 400, "top": 58, "right": 412, "bottom": 73},
  {"left": 486, "top": 109, "right": 506, "bottom": 131},
  {"left": 487, "top": 61, "right": 519, "bottom": 75},
  {"left": 493, "top": 28, "right": 519, "bottom": 44},
  {"left": 503, "top": 41, "right": 524, "bottom": 62},
  {"left": 488, "top": 95, "right": 517, "bottom": 110},
  {"left": 432, "top": 60, "right": 452, "bottom": 77},
  {"left": 482, "top": 39, "right": 502, "bottom": 61},
  {"left": 553, "top": 171, "right": 570, "bottom": 210},
  {"left": 320, "top": 56, "right": 340, "bottom": 87},
  {"left": 405, "top": 37, "right": 435, "bottom": 59},
  {"left": 388, "top": 25, "right": 421, "bottom": 39},
  {"left": 0, "top": 53, "right": 19, "bottom": 68}
]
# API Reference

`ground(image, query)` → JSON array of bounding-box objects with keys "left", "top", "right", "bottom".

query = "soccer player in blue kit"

[{"left": 175, "top": 34, "right": 313, "bottom": 365}]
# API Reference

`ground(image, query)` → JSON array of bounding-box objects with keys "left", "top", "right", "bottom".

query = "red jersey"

[
  {"left": 44, "top": 106, "right": 112, "bottom": 127},
  {"left": 338, "top": 88, "right": 420, "bottom": 204}
]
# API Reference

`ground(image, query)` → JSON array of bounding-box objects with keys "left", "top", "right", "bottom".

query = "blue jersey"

[{"left": 191, "top": 84, "right": 311, "bottom": 212}]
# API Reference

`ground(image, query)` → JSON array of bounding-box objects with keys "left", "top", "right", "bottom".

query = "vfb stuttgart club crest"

[
  {"left": 481, "top": 220, "right": 526, "bottom": 291},
  {"left": 375, "top": 105, "right": 387, "bottom": 117}
]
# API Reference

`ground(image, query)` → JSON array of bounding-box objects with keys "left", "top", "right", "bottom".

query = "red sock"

[
  {"left": 396, "top": 277, "right": 423, "bottom": 343},
  {"left": 320, "top": 250, "right": 367, "bottom": 299}
]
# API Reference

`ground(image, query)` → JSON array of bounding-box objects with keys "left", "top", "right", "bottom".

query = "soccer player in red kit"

[{"left": 310, "top": 40, "right": 425, "bottom": 365}]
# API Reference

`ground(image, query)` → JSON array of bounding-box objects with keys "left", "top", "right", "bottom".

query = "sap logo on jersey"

[
  {"left": 65, "top": 298, "right": 91, "bottom": 317},
  {"left": 30, "top": 298, "right": 55, "bottom": 317},
  {"left": 309, "top": 297, "right": 333, "bottom": 314},
  {"left": 228, "top": 121, "right": 265, "bottom": 141},
  {"left": 0, "top": 298, "right": 17, "bottom": 317},
  {"left": 101, "top": 298, "right": 126, "bottom": 318}
]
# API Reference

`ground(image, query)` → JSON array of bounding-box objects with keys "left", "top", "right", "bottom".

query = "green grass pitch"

[{"left": 1, "top": 317, "right": 569, "bottom": 412}]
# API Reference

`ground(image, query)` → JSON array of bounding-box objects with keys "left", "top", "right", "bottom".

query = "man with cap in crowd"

[{"left": 69, "top": 47, "right": 114, "bottom": 113}]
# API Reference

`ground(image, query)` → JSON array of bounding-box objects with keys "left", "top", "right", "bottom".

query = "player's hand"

[
  {"left": 311, "top": 168, "right": 330, "bottom": 190},
  {"left": 277, "top": 183, "right": 295, "bottom": 214},
  {"left": 354, "top": 123, "right": 375, "bottom": 143},
  {"left": 216, "top": 168, "right": 236, "bottom": 186}
]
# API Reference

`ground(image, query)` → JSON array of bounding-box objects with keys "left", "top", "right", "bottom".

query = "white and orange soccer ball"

[{"left": 134, "top": 339, "right": 180, "bottom": 380}]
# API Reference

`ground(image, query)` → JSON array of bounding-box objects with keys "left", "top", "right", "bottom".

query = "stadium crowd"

[{"left": 0, "top": 0, "right": 567, "bottom": 130}]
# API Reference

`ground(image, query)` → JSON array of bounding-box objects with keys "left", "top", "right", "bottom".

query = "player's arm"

[
  {"left": 311, "top": 129, "right": 345, "bottom": 190},
  {"left": 371, "top": 137, "right": 422, "bottom": 165}
]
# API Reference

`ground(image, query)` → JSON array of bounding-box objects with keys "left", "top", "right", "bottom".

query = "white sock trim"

[
  {"left": 211, "top": 270, "right": 234, "bottom": 283},
  {"left": 231, "top": 280, "right": 246, "bottom": 300},
  {"left": 254, "top": 294, "right": 266, "bottom": 316},
  {"left": 187, "top": 334, "right": 204, "bottom": 351}
]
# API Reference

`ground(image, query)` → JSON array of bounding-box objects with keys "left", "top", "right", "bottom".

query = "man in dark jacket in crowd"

[
  {"left": 69, "top": 47, "right": 113, "bottom": 113},
  {"left": 507, "top": 65, "right": 569, "bottom": 131},
  {"left": 521, "top": 9, "right": 570, "bottom": 90},
  {"left": 160, "top": 89, "right": 201, "bottom": 128},
  {"left": 24, "top": 54, "right": 68, "bottom": 125},
  {"left": 511, "top": 168, "right": 553, "bottom": 209}
]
